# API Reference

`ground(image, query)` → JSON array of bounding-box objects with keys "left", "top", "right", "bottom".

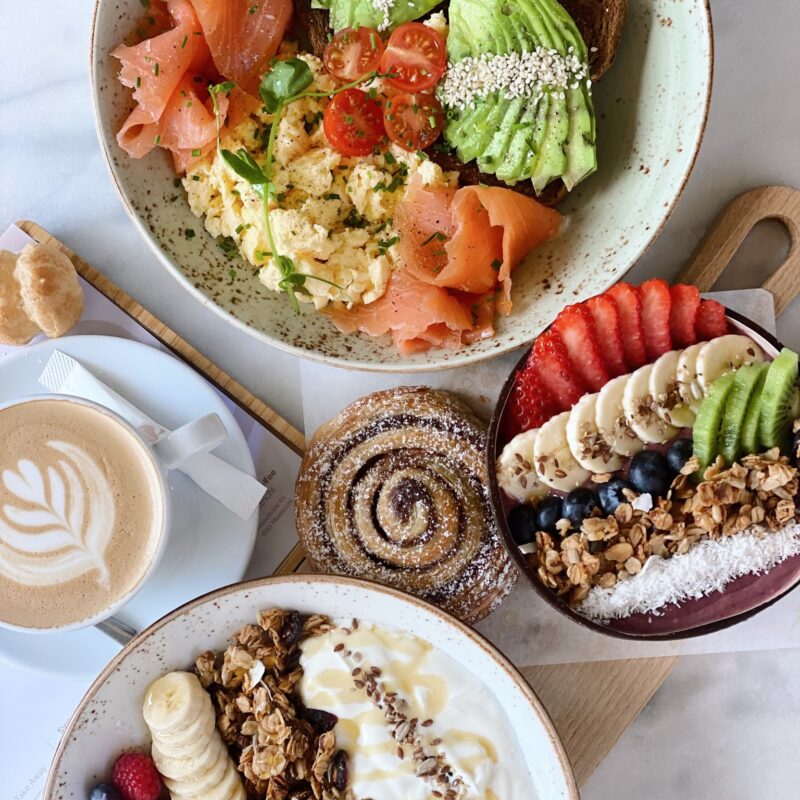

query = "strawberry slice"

[
  {"left": 502, "top": 361, "right": 557, "bottom": 440},
  {"left": 532, "top": 329, "right": 587, "bottom": 410},
  {"left": 639, "top": 278, "right": 673, "bottom": 359},
  {"left": 552, "top": 303, "right": 611, "bottom": 391},
  {"left": 585, "top": 294, "right": 627, "bottom": 376},
  {"left": 695, "top": 298, "right": 729, "bottom": 340},
  {"left": 670, "top": 284, "right": 701, "bottom": 347},
  {"left": 604, "top": 283, "right": 647, "bottom": 369}
]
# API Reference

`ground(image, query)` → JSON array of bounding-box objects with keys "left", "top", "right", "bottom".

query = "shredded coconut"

[
  {"left": 440, "top": 46, "right": 590, "bottom": 111},
  {"left": 579, "top": 524, "right": 800, "bottom": 622}
]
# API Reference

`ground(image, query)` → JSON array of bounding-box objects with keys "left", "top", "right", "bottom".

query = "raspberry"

[
  {"left": 604, "top": 283, "right": 647, "bottom": 368},
  {"left": 669, "top": 284, "right": 701, "bottom": 347},
  {"left": 111, "top": 752, "right": 162, "bottom": 800},
  {"left": 552, "top": 303, "right": 611, "bottom": 391},
  {"left": 639, "top": 278, "right": 673, "bottom": 359},
  {"left": 584, "top": 293, "right": 627, "bottom": 376}
]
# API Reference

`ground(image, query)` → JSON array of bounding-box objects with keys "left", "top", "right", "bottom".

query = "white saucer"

[{"left": 0, "top": 335, "right": 258, "bottom": 678}]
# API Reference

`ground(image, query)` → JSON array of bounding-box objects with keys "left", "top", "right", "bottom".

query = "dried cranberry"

[
  {"left": 279, "top": 611, "right": 304, "bottom": 647},
  {"left": 302, "top": 707, "right": 338, "bottom": 735}
]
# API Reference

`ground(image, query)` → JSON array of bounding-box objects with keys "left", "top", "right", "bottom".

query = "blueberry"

[
  {"left": 536, "top": 496, "right": 563, "bottom": 534},
  {"left": 507, "top": 504, "right": 537, "bottom": 544},
  {"left": 596, "top": 478, "right": 634, "bottom": 515},
  {"left": 628, "top": 450, "right": 671, "bottom": 497},
  {"left": 89, "top": 785, "right": 121, "bottom": 800},
  {"left": 562, "top": 488, "right": 597, "bottom": 529},
  {"left": 666, "top": 438, "right": 694, "bottom": 475}
]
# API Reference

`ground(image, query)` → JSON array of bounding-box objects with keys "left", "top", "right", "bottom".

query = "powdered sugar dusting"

[
  {"left": 296, "top": 388, "right": 516, "bottom": 623},
  {"left": 579, "top": 524, "right": 800, "bottom": 622}
]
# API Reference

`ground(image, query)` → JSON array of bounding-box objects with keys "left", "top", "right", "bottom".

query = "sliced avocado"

[
  {"left": 478, "top": 97, "right": 527, "bottom": 175},
  {"left": 319, "top": 0, "right": 442, "bottom": 32},
  {"left": 534, "top": 0, "right": 596, "bottom": 188},
  {"left": 496, "top": 94, "right": 545, "bottom": 183},
  {"left": 443, "top": 0, "right": 596, "bottom": 196}
]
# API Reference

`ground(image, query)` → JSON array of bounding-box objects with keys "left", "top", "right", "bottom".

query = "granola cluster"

[
  {"left": 195, "top": 609, "right": 352, "bottom": 800},
  {"left": 531, "top": 449, "right": 799, "bottom": 606}
]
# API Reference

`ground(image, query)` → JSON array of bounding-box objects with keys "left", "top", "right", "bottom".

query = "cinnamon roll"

[{"left": 295, "top": 387, "right": 516, "bottom": 622}]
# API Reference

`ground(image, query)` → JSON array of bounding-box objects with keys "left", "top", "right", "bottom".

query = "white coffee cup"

[{"left": 0, "top": 394, "right": 227, "bottom": 634}]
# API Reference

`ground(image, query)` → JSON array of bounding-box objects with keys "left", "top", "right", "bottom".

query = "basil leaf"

[
  {"left": 220, "top": 148, "right": 268, "bottom": 185},
  {"left": 259, "top": 59, "right": 314, "bottom": 113}
]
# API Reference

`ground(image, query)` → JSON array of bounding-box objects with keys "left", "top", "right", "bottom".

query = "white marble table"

[{"left": 1, "top": 1, "right": 799, "bottom": 797}]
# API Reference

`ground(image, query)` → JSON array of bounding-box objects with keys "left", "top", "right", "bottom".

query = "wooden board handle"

[{"left": 677, "top": 185, "right": 800, "bottom": 317}]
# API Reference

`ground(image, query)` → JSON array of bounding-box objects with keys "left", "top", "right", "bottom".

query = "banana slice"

[
  {"left": 696, "top": 334, "right": 765, "bottom": 392},
  {"left": 565, "top": 392, "right": 626, "bottom": 472},
  {"left": 623, "top": 364, "right": 680, "bottom": 443},
  {"left": 162, "top": 741, "right": 229, "bottom": 797},
  {"left": 152, "top": 735, "right": 224, "bottom": 780},
  {"left": 649, "top": 350, "right": 696, "bottom": 428},
  {"left": 171, "top": 762, "right": 243, "bottom": 800},
  {"left": 153, "top": 699, "right": 216, "bottom": 747},
  {"left": 496, "top": 429, "right": 547, "bottom": 502},
  {"left": 143, "top": 671, "right": 210, "bottom": 734},
  {"left": 595, "top": 374, "right": 645, "bottom": 457},
  {"left": 533, "top": 411, "right": 591, "bottom": 491},
  {"left": 676, "top": 342, "right": 705, "bottom": 412}
]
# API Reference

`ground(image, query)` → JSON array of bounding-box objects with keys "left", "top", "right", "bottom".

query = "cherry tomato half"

[
  {"left": 384, "top": 92, "right": 445, "bottom": 151},
  {"left": 323, "top": 26, "right": 385, "bottom": 82},
  {"left": 379, "top": 22, "right": 447, "bottom": 92},
  {"left": 323, "top": 88, "right": 386, "bottom": 156}
]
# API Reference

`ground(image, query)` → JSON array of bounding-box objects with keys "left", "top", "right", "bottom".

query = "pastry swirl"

[{"left": 296, "top": 387, "right": 516, "bottom": 622}]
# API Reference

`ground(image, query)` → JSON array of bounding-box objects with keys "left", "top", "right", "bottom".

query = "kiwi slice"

[
  {"left": 758, "top": 348, "right": 800, "bottom": 452},
  {"left": 740, "top": 375, "right": 767, "bottom": 456},
  {"left": 719, "top": 362, "right": 768, "bottom": 464},
  {"left": 693, "top": 371, "right": 737, "bottom": 472}
]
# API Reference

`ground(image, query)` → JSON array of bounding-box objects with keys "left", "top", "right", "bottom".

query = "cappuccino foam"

[{"left": 0, "top": 399, "right": 164, "bottom": 629}]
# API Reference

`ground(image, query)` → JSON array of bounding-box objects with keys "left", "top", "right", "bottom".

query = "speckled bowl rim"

[
  {"left": 44, "top": 573, "right": 579, "bottom": 799},
  {"left": 487, "top": 308, "right": 800, "bottom": 641},
  {"left": 88, "top": 1, "right": 714, "bottom": 373}
]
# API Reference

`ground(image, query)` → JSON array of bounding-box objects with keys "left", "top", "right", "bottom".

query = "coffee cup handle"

[{"left": 151, "top": 413, "right": 227, "bottom": 471}]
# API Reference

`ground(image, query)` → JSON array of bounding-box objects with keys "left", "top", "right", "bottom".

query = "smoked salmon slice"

[
  {"left": 111, "top": 0, "right": 206, "bottom": 124},
  {"left": 325, "top": 271, "right": 474, "bottom": 355},
  {"left": 395, "top": 182, "right": 562, "bottom": 313},
  {"left": 189, "top": 0, "right": 293, "bottom": 96}
]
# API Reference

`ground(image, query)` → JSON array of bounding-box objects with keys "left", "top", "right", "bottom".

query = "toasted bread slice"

[{"left": 291, "top": 0, "right": 627, "bottom": 206}]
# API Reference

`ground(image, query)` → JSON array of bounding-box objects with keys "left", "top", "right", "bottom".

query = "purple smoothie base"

[{"left": 488, "top": 309, "right": 800, "bottom": 640}]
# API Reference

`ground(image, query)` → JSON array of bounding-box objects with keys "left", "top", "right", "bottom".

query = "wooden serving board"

[{"left": 18, "top": 186, "right": 800, "bottom": 789}]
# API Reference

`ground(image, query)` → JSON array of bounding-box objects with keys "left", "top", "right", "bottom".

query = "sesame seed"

[{"left": 439, "top": 47, "right": 590, "bottom": 111}]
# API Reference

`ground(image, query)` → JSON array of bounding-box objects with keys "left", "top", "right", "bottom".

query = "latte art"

[
  {"left": 0, "top": 399, "right": 165, "bottom": 630},
  {"left": 0, "top": 441, "right": 116, "bottom": 588}
]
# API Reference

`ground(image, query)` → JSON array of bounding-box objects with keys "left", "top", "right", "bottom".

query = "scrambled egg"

[{"left": 184, "top": 53, "right": 457, "bottom": 310}]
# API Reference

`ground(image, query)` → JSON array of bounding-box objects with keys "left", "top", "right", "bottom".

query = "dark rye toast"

[{"left": 292, "top": 0, "right": 627, "bottom": 207}]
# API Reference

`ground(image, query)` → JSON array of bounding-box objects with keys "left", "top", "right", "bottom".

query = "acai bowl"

[{"left": 488, "top": 279, "right": 800, "bottom": 640}]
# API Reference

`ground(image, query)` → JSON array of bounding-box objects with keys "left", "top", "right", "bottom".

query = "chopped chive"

[
  {"left": 377, "top": 235, "right": 399, "bottom": 250},
  {"left": 421, "top": 231, "right": 447, "bottom": 246},
  {"left": 154, "top": 133, "right": 160, "bottom": 145},
  {"left": 153, "top": 62, "right": 159, "bottom": 76},
  {"left": 192, "top": 175, "right": 200, "bottom": 181},
  {"left": 235, "top": 223, "right": 245, "bottom": 234},
  {"left": 490, "top": 258, "right": 502, "bottom": 271},
  {"left": 248, "top": 3, "right": 258, "bottom": 12},
  {"left": 181, "top": 35, "right": 188, "bottom": 48},
  {"left": 135, "top": 76, "right": 141, "bottom": 88},
  {"left": 323, "top": 193, "right": 341, "bottom": 200},
  {"left": 428, "top": 115, "right": 437, "bottom": 128},
  {"left": 384, "top": 151, "right": 396, "bottom": 164},
  {"left": 191, "top": 148, "right": 201, "bottom": 157},
  {"left": 416, "top": 150, "right": 428, "bottom": 161},
  {"left": 228, "top": 268, "right": 237, "bottom": 279}
]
